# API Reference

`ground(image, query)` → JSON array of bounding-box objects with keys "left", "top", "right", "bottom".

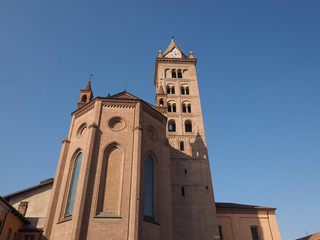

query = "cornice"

[
  {"left": 156, "top": 57, "right": 197, "bottom": 65},
  {"left": 216, "top": 208, "right": 276, "bottom": 215},
  {"left": 74, "top": 104, "right": 95, "bottom": 120}
]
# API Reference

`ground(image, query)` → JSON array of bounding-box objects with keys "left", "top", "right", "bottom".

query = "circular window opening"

[
  {"left": 77, "top": 124, "right": 87, "bottom": 138},
  {"left": 147, "top": 128, "right": 157, "bottom": 141},
  {"left": 109, "top": 117, "right": 125, "bottom": 131}
]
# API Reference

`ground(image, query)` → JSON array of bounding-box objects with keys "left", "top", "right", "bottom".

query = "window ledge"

[
  {"left": 57, "top": 216, "right": 72, "bottom": 224},
  {"left": 143, "top": 216, "right": 160, "bottom": 225},
  {"left": 94, "top": 213, "right": 122, "bottom": 219}
]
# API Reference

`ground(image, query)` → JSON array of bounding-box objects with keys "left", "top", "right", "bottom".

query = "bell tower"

[
  {"left": 77, "top": 78, "right": 93, "bottom": 109},
  {"left": 155, "top": 38, "right": 220, "bottom": 240}
]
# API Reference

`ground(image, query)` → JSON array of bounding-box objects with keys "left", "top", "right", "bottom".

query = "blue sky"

[{"left": 0, "top": 0, "right": 319, "bottom": 239}]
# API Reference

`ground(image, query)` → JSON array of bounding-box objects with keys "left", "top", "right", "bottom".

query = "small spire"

[
  {"left": 83, "top": 80, "right": 92, "bottom": 91},
  {"left": 189, "top": 49, "right": 194, "bottom": 59},
  {"left": 84, "top": 73, "right": 93, "bottom": 90},
  {"left": 158, "top": 48, "right": 162, "bottom": 57},
  {"left": 171, "top": 36, "right": 174, "bottom": 40}
]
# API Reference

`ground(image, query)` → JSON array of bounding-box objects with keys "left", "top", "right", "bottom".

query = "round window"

[
  {"left": 77, "top": 124, "right": 87, "bottom": 138},
  {"left": 109, "top": 117, "right": 125, "bottom": 131}
]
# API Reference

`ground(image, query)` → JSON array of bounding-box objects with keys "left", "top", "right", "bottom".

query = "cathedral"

[{"left": 0, "top": 39, "right": 281, "bottom": 240}]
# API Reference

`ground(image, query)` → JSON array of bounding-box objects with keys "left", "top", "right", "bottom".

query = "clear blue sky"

[{"left": 0, "top": 1, "right": 319, "bottom": 239}]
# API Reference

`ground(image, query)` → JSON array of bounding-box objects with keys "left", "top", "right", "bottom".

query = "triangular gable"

[
  {"left": 109, "top": 91, "right": 140, "bottom": 100},
  {"left": 163, "top": 39, "right": 188, "bottom": 58}
]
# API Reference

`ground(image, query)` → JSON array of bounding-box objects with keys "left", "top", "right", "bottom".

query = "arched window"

[
  {"left": 159, "top": 99, "right": 164, "bottom": 106},
  {"left": 182, "top": 102, "right": 191, "bottom": 113},
  {"left": 81, "top": 95, "right": 87, "bottom": 103},
  {"left": 172, "top": 70, "right": 177, "bottom": 78},
  {"left": 177, "top": 70, "right": 182, "bottom": 78},
  {"left": 181, "top": 85, "right": 190, "bottom": 95},
  {"left": 144, "top": 155, "right": 153, "bottom": 217},
  {"left": 185, "top": 120, "right": 192, "bottom": 132},
  {"left": 168, "top": 120, "right": 176, "bottom": 132},
  {"left": 167, "top": 85, "right": 175, "bottom": 94},
  {"left": 180, "top": 141, "right": 184, "bottom": 151},
  {"left": 65, "top": 152, "right": 83, "bottom": 217},
  {"left": 168, "top": 102, "right": 176, "bottom": 112}
]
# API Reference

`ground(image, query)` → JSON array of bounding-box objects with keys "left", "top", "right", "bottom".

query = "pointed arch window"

[
  {"left": 144, "top": 155, "right": 154, "bottom": 217},
  {"left": 65, "top": 152, "right": 83, "bottom": 217}
]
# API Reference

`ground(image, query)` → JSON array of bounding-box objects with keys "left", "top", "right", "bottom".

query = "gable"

[{"left": 109, "top": 91, "right": 140, "bottom": 100}]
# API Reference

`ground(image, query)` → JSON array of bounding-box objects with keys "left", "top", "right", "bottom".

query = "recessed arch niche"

[{"left": 97, "top": 143, "right": 124, "bottom": 216}]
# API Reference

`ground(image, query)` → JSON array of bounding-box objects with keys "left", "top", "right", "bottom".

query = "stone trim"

[
  {"left": 103, "top": 103, "right": 134, "bottom": 109},
  {"left": 74, "top": 105, "right": 95, "bottom": 120}
]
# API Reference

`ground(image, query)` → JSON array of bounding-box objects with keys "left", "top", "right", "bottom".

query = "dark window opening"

[
  {"left": 144, "top": 155, "right": 154, "bottom": 217},
  {"left": 81, "top": 94, "right": 87, "bottom": 103},
  {"left": 182, "top": 103, "right": 191, "bottom": 113},
  {"left": 181, "top": 187, "right": 185, "bottom": 196},
  {"left": 180, "top": 141, "right": 184, "bottom": 151},
  {"left": 23, "top": 235, "right": 35, "bottom": 240},
  {"left": 185, "top": 121, "right": 192, "bottom": 132},
  {"left": 168, "top": 103, "right": 176, "bottom": 113},
  {"left": 5, "top": 228, "right": 12, "bottom": 240},
  {"left": 178, "top": 71, "right": 182, "bottom": 78},
  {"left": 206, "top": 186, "right": 208, "bottom": 190},
  {"left": 167, "top": 86, "right": 175, "bottom": 94},
  {"left": 185, "top": 169, "right": 187, "bottom": 174},
  {"left": 159, "top": 99, "right": 164, "bottom": 106},
  {"left": 172, "top": 70, "right": 177, "bottom": 78},
  {"left": 219, "top": 226, "right": 224, "bottom": 240},
  {"left": 181, "top": 86, "right": 190, "bottom": 95},
  {"left": 168, "top": 122, "right": 176, "bottom": 132},
  {"left": 251, "top": 227, "right": 259, "bottom": 240}
]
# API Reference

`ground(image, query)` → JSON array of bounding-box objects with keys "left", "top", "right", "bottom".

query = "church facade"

[{"left": 1, "top": 39, "right": 282, "bottom": 240}]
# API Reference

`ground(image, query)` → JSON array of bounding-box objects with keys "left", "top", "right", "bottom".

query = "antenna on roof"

[
  {"left": 124, "top": 85, "right": 127, "bottom": 92},
  {"left": 89, "top": 73, "right": 93, "bottom": 80},
  {"left": 171, "top": 35, "right": 174, "bottom": 40}
]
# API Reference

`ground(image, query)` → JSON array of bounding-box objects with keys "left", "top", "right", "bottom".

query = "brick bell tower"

[{"left": 155, "top": 38, "right": 220, "bottom": 240}]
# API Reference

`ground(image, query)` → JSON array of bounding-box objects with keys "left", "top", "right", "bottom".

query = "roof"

[
  {"left": 4, "top": 178, "right": 54, "bottom": 200},
  {"left": 162, "top": 38, "right": 188, "bottom": 58},
  {"left": 0, "top": 196, "right": 30, "bottom": 224},
  {"left": 109, "top": 91, "right": 140, "bottom": 100},
  {"left": 216, "top": 202, "right": 276, "bottom": 210},
  {"left": 83, "top": 80, "right": 92, "bottom": 91},
  {"left": 296, "top": 232, "right": 320, "bottom": 240}
]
